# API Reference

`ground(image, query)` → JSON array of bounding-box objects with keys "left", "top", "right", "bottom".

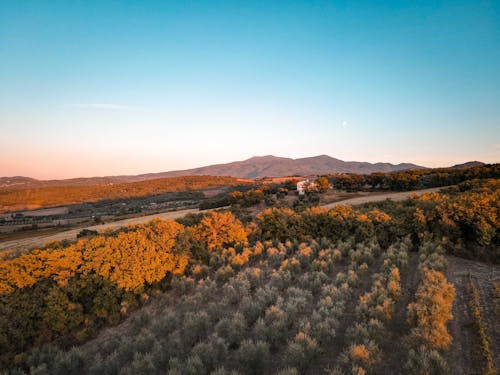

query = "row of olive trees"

[
  {"left": 12, "top": 236, "right": 389, "bottom": 375},
  {"left": 332, "top": 238, "right": 410, "bottom": 374},
  {"left": 404, "top": 240, "right": 455, "bottom": 375}
]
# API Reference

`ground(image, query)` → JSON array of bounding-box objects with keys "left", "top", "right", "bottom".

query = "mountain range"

[
  {"left": 140, "top": 155, "right": 423, "bottom": 180},
  {"left": 1, "top": 154, "right": 470, "bottom": 189}
]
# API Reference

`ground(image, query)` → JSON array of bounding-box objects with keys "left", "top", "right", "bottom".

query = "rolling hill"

[
  {"left": 0, "top": 155, "right": 425, "bottom": 189},
  {"left": 148, "top": 155, "right": 423, "bottom": 179}
]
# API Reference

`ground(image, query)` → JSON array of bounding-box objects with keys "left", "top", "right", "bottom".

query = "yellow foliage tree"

[
  {"left": 0, "top": 218, "right": 189, "bottom": 294},
  {"left": 407, "top": 269, "right": 455, "bottom": 349},
  {"left": 194, "top": 211, "right": 247, "bottom": 250}
]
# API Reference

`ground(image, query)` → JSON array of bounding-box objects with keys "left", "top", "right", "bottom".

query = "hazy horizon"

[
  {"left": 0, "top": 153, "right": 489, "bottom": 180},
  {"left": 1, "top": 1, "right": 499, "bottom": 179}
]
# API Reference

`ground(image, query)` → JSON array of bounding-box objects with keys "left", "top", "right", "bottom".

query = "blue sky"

[{"left": 1, "top": 0, "right": 499, "bottom": 178}]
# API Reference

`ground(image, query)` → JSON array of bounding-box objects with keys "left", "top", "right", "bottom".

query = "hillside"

[
  {"left": 1, "top": 155, "right": 424, "bottom": 190},
  {"left": 1, "top": 179, "right": 498, "bottom": 374},
  {"left": 135, "top": 155, "right": 424, "bottom": 179},
  {"left": 450, "top": 161, "right": 485, "bottom": 169},
  {"left": 0, "top": 175, "right": 242, "bottom": 213}
]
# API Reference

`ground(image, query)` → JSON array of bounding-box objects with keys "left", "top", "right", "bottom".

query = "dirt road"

[
  {"left": 321, "top": 186, "right": 443, "bottom": 209},
  {"left": 0, "top": 187, "right": 444, "bottom": 253},
  {"left": 0, "top": 208, "right": 199, "bottom": 253}
]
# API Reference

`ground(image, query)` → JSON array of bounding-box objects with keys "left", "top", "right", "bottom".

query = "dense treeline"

[
  {"left": 0, "top": 177, "right": 497, "bottom": 373},
  {"left": 199, "top": 185, "right": 283, "bottom": 210},
  {"left": 0, "top": 212, "right": 249, "bottom": 367},
  {"left": 327, "top": 163, "right": 499, "bottom": 191},
  {"left": 0, "top": 176, "right": 243, "bottom": 213},
  {"left": 3, "top": 236, "right": 394, "bottom": 374},
  {"left": 255, "top": 179, "right": 499, "bottom": 261}
]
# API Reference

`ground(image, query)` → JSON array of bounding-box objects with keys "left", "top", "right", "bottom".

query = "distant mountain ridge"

[
  {"left": 0, "top": 155, "right": 427, "bottom": 189},
  {"left": 143, "top": 155, "right": 423, "bottom": 179},
  {"left": 449, "top": 161, "right": 485, "bottom": 169}
]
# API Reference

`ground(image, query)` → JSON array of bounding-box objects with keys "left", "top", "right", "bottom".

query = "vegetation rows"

[
  {"left": 467, "top": 276, "right": 497, "bottom": 375},
  {"left": 0, "top": 177, "right": 498, "bottom": 373}
]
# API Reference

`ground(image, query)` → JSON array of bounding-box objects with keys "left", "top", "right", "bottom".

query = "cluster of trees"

[
  {"left": 327, "top": 163, "right": 499, "bottom": 192},
  {"left": 0, "top": 212, "right": 250, "bottom": 367},
  {"left": 335, "top": 238, "right": 409, "bottom": 374},
  {"left": 9, "top": 235, "right": 387, "bottom": 374},
  {"left": 0, "top": 219, "right": 189, "bottom": 294},
  {"left": 404, "top": 241, "right": 455, "bottom": 374},
  {"left": 227, "top": 188, "right": 267, "bottom": 208},
  {"left": 1, "top": 172, "right": 497, "bottom": 373},
  {"left": 199, "top": 185, "right": 288, "bottom": 210},
  {"left": 255, "top": 179, "right": 499, "bottom": 261},
  {"left": 0, "top": 176, "right": 243, "bottom": 213}
]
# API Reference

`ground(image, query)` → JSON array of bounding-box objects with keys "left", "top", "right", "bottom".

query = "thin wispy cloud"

[{"left": 68, "top": 103, "right": 130, "bottom": 110}]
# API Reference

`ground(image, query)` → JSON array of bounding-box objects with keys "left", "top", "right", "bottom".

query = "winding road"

[{"left": 0, "top": 187, "right": 444, "bottom": 253}]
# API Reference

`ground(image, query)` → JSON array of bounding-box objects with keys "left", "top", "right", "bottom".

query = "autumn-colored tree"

[
  {"left": 436, "top": 190, "right": 498, "bottom": 247},
  {"left": 194, "top": 211, "right": 247, "bottom": 250},
  {"left": 80, "top": 219, "right": 188, "bottom": 291},
  {"left": 40, "top": 286, "right": 84, "bottom": 338},
  {"left": 256, "top": 208, "right": 303, "bottom": 242},
  {"left": 407, "top": 269, "right": 455, "bottom": 350},
  {"left": 315, "top": 177, "right": 330, "bottom": 193},
  {"left": 0, "top": 218, "right": 189, "bottom": 294}
]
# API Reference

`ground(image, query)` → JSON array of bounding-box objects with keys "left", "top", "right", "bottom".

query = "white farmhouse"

[
  {"left": 297, "top": 180, "right": 309, "bottom": 195},
  {"left": 297, "top": 179, "right": 319, "bottom": 195}
]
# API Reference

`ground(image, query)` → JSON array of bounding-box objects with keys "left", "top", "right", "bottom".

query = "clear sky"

[{"left": 1, "top": 0, "right": 499, "bottom": 179}]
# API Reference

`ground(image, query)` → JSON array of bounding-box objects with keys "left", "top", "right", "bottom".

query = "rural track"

[
  {"left": 320, "top": 186, "right": 443, "bottom": 209},
  {"left": 0, "top": 208, "right": 199, "bottom": 253},
  {"left": 0, "top": 187, "right": 444, "bottom": 254}
]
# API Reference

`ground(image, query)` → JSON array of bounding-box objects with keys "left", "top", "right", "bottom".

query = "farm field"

[
  {"left": 0, "top": 187, "right": 442, "bottom": 254},
  {"left": 0, "top": 176, "right": 497, "bottom": 374},
  {"left": 2, "top": 1, "right": 499, "bottom": 373}
]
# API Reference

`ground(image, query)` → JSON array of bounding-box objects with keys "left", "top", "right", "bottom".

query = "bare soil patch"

[{"left": 446, "top": 256, "right": 500, "bottom": 374}]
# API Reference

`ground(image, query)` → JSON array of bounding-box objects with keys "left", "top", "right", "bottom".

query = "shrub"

[
  {"left": 216, "top": 265, "right": 234, "bottom": 283},
  {"left": 299, "top": 271, "right": 329, "bottom": 295},
  {"left": 215, "top": 313, "right": 247, "bottom": 348},
  {"left": 345, "top": 320, "right": 384, "bottom": 345},
  {"left": 184, "top": 355, "right": 205, "bottom": 375},
  {"left": 255, "top": 305, "right": 289, "bottom": 348},
  {"left": 310, "top": 315, "right": 338, "bottom": 345},
  {"left": 51, "top": 348, "right": 85, "bottom": 375},
  {"left": 342, "top": 341, "right": 380, "bottom": 369},
  {"left": 404, "top": 347, "right": 449, "bottom": 375},
  {"left": 276, "top": 367, "right": 300, "bottom": 375},
  {"left": 150, "top": 309, "right": 178, "bottom": 338},
  {"left": 210, "top": 367, "right": 242, "bottom": 375},
  {"left": 235, "top": 339, "right": 270, "bottom": 374},
  {"left": 240, "top": 286, "right": 277, "bottom": 324},
  {"left": 119, "top": 352, "right": 156, "bottom": 375},
  {"left": 284, "top": 332, "right": 319, "bottom": 372},
  {"left": 190, "top": 335, "right": 228, "bottom": 372},
  {"left": 269, "top": 270, "right": 292, "bottom": 290},
  {"left": 182, "top": 311, "right": 211, "bottom": 347}
]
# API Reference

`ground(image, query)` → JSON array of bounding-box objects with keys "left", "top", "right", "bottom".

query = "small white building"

[
  {"left": 297, "top": 180, "right": 309, "bottom": 195},
  {"left": 297, "top": 179, "right": 319, "bottom": 195}
]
